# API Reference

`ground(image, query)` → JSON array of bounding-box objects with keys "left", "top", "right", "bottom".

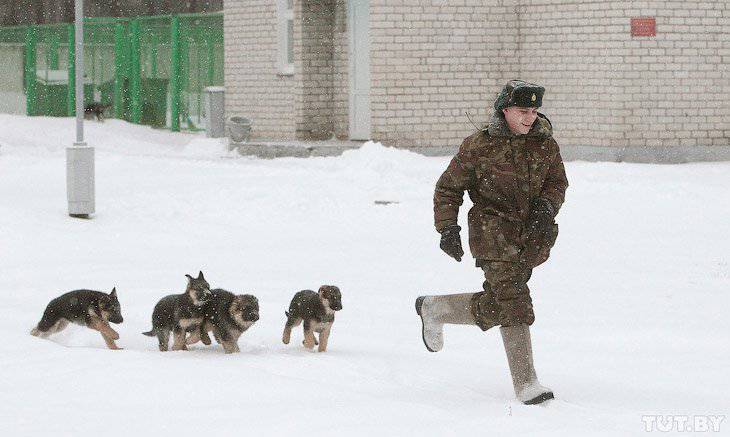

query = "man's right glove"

[
  {"left": 439, "top": 225, "right": 464, "bottom": 262},
  {"left": 521, "top": 197, "right": 556, "bottom": 266}
]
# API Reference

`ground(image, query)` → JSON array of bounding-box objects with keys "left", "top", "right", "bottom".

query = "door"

[{"left": 348, "top": 0, "right": 371, "bottom": 140}]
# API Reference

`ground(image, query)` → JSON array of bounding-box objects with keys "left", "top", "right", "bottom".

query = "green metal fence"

[
  {"left": 0, "top": 13, "right": 223, "bottom": 132},
  {"left": 0, "top": 26, "right": 26, "bottom": 115}
]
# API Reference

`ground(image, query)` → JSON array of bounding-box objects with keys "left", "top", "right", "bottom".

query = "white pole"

[
  {"left": 75, "top": 0, "right": 83, "bottom": 143},
  {"left": 66, "top": 0, "right": 95, "bottom": 218}
]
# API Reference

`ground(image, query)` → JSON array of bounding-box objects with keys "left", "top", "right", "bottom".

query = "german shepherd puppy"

[
  {"left": 30, "top": 288, "right": 123, "bottom": 350},
  {"left": 84, "top": 102, "right": 111, "bottom": 121},
  {"left": 142, "top": 271, "right": 212, "bottom": 351},
  {"left": 186, "top": 289, "right": 259, "bottom": 353},
  {"left": 282, "top": 285, "right": 342, "bottom": 352}
]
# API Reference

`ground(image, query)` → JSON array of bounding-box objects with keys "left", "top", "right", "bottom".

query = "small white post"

[{"left": 66, "top": 0, "right": 95, "bottom": 218}]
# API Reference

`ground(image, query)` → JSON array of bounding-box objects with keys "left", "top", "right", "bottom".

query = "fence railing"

[{"left": 0, "top": 13, "right": 223, "bottom": 132}]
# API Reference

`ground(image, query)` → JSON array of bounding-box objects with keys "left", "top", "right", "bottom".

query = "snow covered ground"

[{"left": 0, "top": 115, "right": 728, "bottom": 436}]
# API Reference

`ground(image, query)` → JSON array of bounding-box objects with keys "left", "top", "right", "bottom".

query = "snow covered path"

[{"left": 0, "top": 115, "right": 728, "bottom": 436}]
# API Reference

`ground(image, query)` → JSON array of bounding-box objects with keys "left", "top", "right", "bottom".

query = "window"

[{"left": 277, "top": 0, "right": 294, "bottom": 75}]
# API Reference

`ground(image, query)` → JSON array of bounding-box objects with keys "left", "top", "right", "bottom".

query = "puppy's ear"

[
  {"left": 110, "top": 287, "right": 117, "bottom": 298},
  {"left": 198, "top": 271, "right": 205, "bottom": 280}
]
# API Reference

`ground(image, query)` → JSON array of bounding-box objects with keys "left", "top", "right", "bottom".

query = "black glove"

[
  {"left": 439, "top": 225, "right": 464, "bottom": 262},
  {"left": 521, "top": 197, "right": 556, "bottom": 265},
  {"left": 525, "top": 197, "right": 555, "bottom": 238}
]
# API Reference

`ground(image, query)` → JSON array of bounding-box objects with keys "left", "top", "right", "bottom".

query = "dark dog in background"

[
  {"left": 30, "top": 288, "right": 124, "bottom": 350},
  {"left": 282, "top": 285, "right": 342, "bottom": 352},
  {"left": 142, "top": 271, "right": 212, "bottom": 351},
  {"left": 84, "top": 102, "right": 111, "bottom": 121},
  {"left": 187, "top": 289, "right": 259, "bottom": 353}
]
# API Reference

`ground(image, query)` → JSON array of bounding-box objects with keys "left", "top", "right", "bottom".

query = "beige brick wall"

[
  {"left": 225, "top": 0, "right": 729, "bottom": 154},
  {"left": 295, "top": 0, "right": 335, "bottom": 140},
  {"left": 332, "top": 0, "right": 349, "bottom": 139},
  {"left": 225, "top": 0, "right": 348, "bottom": 141},
  {"left": 224, "top": 0, "right": 297, "bottom": 141},
  {"left": 370, "top": 0, "right": 730, "bottom": 151},
  {"left": 520, "top": 0, "right": 730, "bottom": 150},
  {"left": 369, "top": 0, "right": 521, "bottom": 149}
]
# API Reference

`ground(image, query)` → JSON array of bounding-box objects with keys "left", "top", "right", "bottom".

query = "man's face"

[{"left": 502, "top": 106, "right": 539, "bottom": 135}]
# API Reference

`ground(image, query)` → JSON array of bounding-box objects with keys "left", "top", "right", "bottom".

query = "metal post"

[
  {"left": 129, "top": 19, "right": 141, "bottom": 124},
  {"left": 67, "top": 24, "right": 75, "bottom": 116},
  {"left": 49, "top": 33, "right": 59, "bottom": 69},
  {"left": 75, "top": 2, "right": 84, "bottom": 143},
  {"left": 24, "top": 26, "right": 37, "bottom": 116},
  {"left": 204, "top": 86, "right": 225, "bottom": 138},
  {"left": 66, "top": 0, "right": 95, "bottom": 218},
  {"left": 113, "top": 23, "right": 125, "bottom": 119},
  {"left": 150, "top": 37, "right": 158, "bottom": 78},
  {"left": 170, "top": 16, "right": 182, "bottom": 132},
  {"left": 206, "top": 36, "right": 214, "bottom": 87}
]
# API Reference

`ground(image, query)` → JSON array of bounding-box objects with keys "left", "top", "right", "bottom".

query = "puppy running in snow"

[
  {"left": 186, "top": 288, "right": 260, "bottom": 354},
  {"left": 142, "top": 271, "right": 212, "bottom": 351},
  {"left": 282, "top": 285, "right": 342, "bottom": 352},
  {"left": 30, "top": 288, "right": 124, "bottom": 350},
  {"left": 84, "top": 102, "right": 111, "bottom": 121}
]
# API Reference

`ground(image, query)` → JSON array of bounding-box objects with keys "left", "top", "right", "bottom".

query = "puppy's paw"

[{"left": 302, "top": 339, "right": 315, "bottom": 349}]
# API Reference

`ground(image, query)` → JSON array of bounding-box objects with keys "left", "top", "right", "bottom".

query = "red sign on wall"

[{"left": 631, "top": 17, "right": 656, "bottom": 37}]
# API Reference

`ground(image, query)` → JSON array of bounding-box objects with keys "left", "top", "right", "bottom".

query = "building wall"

[
  {"left": 224, "top": 0, "right": 729, "bottom": 158},
  {"left": 368, "top": 0, "right": 729, "bottom": 156},
  {"left": 520, "top": 0, "right": 730, "bottom": 155},
  {"left": 332, "top": 0, "right": 349, "bottom": 139},
  {"left": 368, "top": 0, "right": 521, "bottom": 150},
  {"left": 224, "top": 0, "right": 297, "bottom": 141},
  {"left": 295, "top": 0, "right": 335, "bottom": 140}
]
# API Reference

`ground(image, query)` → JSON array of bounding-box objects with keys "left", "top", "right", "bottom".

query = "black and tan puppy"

[
  {"left": 186, "top": 289, "right": 259, "bottom": 353},
  {"left": 84, "top": 102, "right": 111, "bottom": 121},
  {"left": 30, "top": 288, "right": 124, "bottom": 350},
  {"left": 282, "top": 285, "right": 342, "bottom": 352},
  {"left": 142, "top": 271, "right": 212, "bottom": 351}
]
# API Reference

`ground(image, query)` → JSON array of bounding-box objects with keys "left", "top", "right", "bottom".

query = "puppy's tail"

[{"left": 142, "top": 329, "right": 156, "bottom": 337}]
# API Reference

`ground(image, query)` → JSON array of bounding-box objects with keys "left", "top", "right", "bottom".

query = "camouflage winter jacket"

[{"left": 434, "top": 113, "right": 568, "bottom": 265}]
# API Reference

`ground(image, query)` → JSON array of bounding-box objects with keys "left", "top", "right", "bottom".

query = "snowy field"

[{"left": 0, "top": 115, "right": 728, "bottom": 436}]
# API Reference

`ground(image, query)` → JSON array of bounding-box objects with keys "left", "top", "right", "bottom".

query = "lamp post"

[{"left": 66, "top": 0, "right": 95, "bottom": 218}]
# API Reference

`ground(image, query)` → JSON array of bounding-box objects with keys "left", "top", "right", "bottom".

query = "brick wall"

[
  {"left": 520, "top": 0, "right": 730, "bottom": 152},
  {"left": 369, "top": 0, "right": 730, "bottom": 153},
  {"left": 332, "top": 0, "right": 349, "bottom": 139},
  {"left": 295, "top": 0, "right": 335, "bottom": 140},
  {"left": 368, "top": 0, "right": 521, "bottom": 149},
  {"left": 224, "top": 0, "right": 297, "bottom": 141},
  {"left": 225, "top": 0, "right": 729, "bottom": 157}
]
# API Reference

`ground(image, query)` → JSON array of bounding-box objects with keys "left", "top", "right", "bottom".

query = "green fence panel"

[
  {"left": 0, "top": 26, "right": 27, "bottom": 115},
  {"left": 34, "top": 24, "right": 75, "bottom": 116},
  {"left": 179, "top": 13, "right": 224, "bottom": 131},
  {"left": 137, "top": 16, "right": 171, "bottom": 128},
  {"left": 0, "top": 12, "right": 223, "bottom": 132}
]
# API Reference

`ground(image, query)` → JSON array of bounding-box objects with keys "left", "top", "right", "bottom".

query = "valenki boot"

[
  {"left": 500, "top": 324, "right": 554, "bottom": 404},
  {"left": 415, "top": 293, "right": 476, "bottom": 352}
]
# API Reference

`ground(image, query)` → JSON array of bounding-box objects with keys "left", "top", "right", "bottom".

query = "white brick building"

[{"left": 224, "top": 0, "right": 730, "bottom": 162}]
